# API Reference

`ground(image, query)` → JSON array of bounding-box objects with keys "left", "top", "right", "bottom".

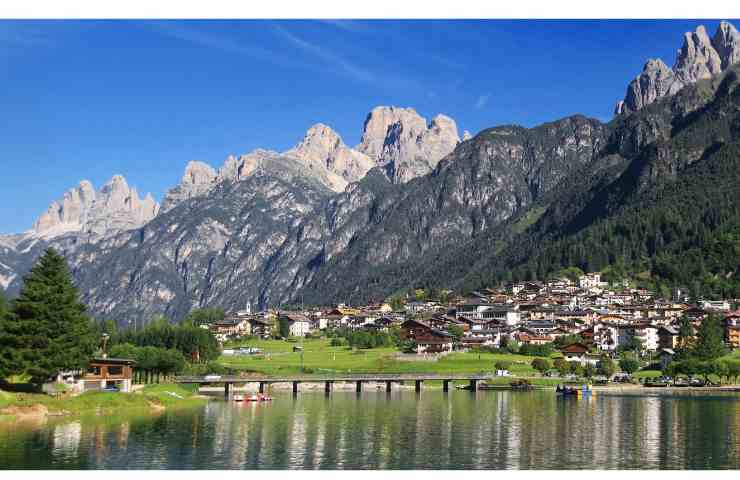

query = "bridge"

[{"left": 175, "top": 373, "right": 496, "bottom": 396}]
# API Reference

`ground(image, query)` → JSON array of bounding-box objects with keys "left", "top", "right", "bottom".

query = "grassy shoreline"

[{"left": 0, "top": 384, "right": 207, "bottom": 421}]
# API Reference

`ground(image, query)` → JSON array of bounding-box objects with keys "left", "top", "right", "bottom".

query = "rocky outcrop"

[
  {"left": 673, "top": 25, "right": 723, "bottom": 85},
  {"left": 713, "top": 20, "right": 740, "bottom": 69},
  {"left": 161, "top": 161, "right": 218, "bottom": 212},
  {"left": 615, "top": 59, "right": 682, "bottom": 115},
  {"left": 357, "top": 106, "right": 460, "bottom": 183},
  {"left": 616, "top": 21, "right": 740, "bottom": 115},
  {"left": 283, "top": 123, "right": 374, "bottom": 189},
  {"left": 32, "top": 175, "right": 159, "bottom": 239}
]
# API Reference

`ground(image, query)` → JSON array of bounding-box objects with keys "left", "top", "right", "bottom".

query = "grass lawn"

[
  {"left": 219, "top": 338, "right": 553, "bottom": 377},
  {"left": 0, "top": 383, "right": 204, "bottom": 418},
  {"left": 721, "top": 350, "right": 740, "bottom": 362},
  {"left": 633, "top": 370, "right": 662, "bottom": 379}
]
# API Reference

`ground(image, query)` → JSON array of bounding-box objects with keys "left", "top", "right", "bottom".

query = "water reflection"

[{"left": 1, "top": 391, "right": 739, "bottom": 469}]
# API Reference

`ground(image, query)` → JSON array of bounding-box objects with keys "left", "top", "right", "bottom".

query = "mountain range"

[{"left": 2, "top": 21, "right": 740, "bottom": 325}]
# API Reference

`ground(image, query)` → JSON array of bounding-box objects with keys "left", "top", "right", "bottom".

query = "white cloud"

[
  {"left": 271, "top": 24, "right": 377, "bottom": 85},
  {"left": 475, "top": 94, "right": 490, "bottom": 110}
]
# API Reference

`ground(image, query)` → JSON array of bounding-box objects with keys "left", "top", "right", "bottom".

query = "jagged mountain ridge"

[
  {"left": 3, "top": 22, "right": 740, "bottom": 323},
  {"left": 38, "top": 113, "right": 606, "bottom": 322},
  {"left": 369, "top": 63, "right": 740, "bottom": 300},
  {"left": 0, "top": 105, "right": 461, "bottom": 316},
  {"left": 615, "top": 20, "right": 740, "bottom": 115}
]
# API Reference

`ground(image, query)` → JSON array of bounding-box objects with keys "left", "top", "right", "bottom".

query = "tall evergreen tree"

[
  {"left": 8, "top": 248, "right": 97, "bottom": 385},
  {"left": 693, "top": 314, "right": 727, "bottom": 361},
  {"left": 0, "top": 290, "right": 20, "bottom": 379}
]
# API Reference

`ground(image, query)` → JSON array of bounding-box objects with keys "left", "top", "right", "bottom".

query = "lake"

[{"left": 1, "top": 390, "right": 739, "bottom": 469}]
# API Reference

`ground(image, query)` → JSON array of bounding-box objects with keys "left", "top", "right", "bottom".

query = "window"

[
  {"left": 108, "top": 366, "right": 123, "bottom": 376},
  {"left": 87, "top": 365, "right": 101, "bottom": 376}
]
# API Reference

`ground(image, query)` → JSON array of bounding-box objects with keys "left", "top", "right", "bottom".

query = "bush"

[
  {"left": 330, "top": 337, "right": 347, "bottom": 347},
  {"left": 531, "top": 358, "right": 551, "bottom": 375},
  {"left": 619, "top": 358, "right": 640, "bottom": 375},
  {"left": 494, "top": 360, "right": 512, "bottom": 371},
  {"left": 553, "top": 358, "right": 570, "bottom": 376},
  {"left": 519, "top": 343, "right": 554, "bottom": 357},
  {"left": 401, "top": 340, "right": 418, "bottom": 354},
  {"left": 597, "top": 356, "right": 617, "bottom": 377}
]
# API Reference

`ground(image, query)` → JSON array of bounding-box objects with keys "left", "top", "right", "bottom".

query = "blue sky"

[{"left": 0, "top": 19, "right": 736, "bottom": 233}]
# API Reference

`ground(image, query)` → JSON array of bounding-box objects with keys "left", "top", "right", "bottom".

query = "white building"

[
  {"left": 279, "top": 312, "right": 313, "bottom": 337},
  {"left": 579, "top": 272, "right": 605, "bottom": 290},
  {"left": 701, "top": 300, "right": 731, "bottom": 312},
  {"left": 457, "top": 300, "right": 521, "bottom": 326},
  {"left": 617, "top": 324, "right": 659, "bottom": 352}
]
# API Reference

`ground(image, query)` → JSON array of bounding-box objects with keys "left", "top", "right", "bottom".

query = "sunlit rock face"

[
  {"left": 615, "top": 21, "right": 740, "bottom": 115},
  {"left": 283, "top": 123, "right": 375, "bottom": 189},
  {"left": 357, "top": 106, "right": 461, "bottom": 183},
  {"left": 32, "top": 175, "right": 159, "bottom": 239}
]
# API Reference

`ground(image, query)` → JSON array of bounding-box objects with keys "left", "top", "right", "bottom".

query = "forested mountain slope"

[{"left": 334, "top": 64, "right": 740, "bottom": 302}]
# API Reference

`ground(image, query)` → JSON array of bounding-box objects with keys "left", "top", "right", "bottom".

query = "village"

[{"left": 208, "top": 272, "right": 740, "bottom": 379}]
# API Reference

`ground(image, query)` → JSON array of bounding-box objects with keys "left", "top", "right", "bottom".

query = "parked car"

[{"left": 495, "top": 369, "right": 512, "bottom": 377}]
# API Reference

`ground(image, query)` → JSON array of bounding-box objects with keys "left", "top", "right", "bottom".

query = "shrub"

[
  {"left": 553, "top": 358, "right": 570, "bottom": 376},
  {"left": 519, "top": 343, "right": 554, "bottom": 357},
  {"left": 531, "top": 358, "right": 551, "bottom": 375},
  {"left": 494, "top": 360, "right": 512, "bottom": 371},
  {"left": 618, "top": 358, "right": 640, "bottom": 375}
]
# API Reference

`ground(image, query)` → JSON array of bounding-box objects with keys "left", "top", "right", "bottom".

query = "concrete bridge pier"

[
  {"left": 469, "top": 379, "right": 478, "bottom": 392},
  {"left": 292, "top": 381, "right": 300, "bottom": 394},
  {"left": 386, "top": 381, "right": 392, "bottom": 393},
  {"left": 356, "top": 381, "right": 363, "bottom": 393},
  {"left": 443, "top": 380, "right": 451, "bottom": 392},
  {"left": 259, "top": 382, "right": 266, "bottom": 394},
  {"left": 415, "top": 380, "right": 423, "bottom": 393},
  {"left": 325, "top": 381, "right": 333, "bottom": 394},
  {"left": 224, "top": 382, "right": 231, "bottom": 398}
]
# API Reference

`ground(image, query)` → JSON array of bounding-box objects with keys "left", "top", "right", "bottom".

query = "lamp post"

[{"left": 101, "top": 333, "right": 110, "bottom": 359}]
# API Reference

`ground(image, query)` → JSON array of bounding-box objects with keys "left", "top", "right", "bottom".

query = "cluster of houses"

[{"left": 209, "top": 273, "right": 740, "bottom": 365}]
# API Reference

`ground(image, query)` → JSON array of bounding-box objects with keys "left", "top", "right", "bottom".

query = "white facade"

[
  {"left": 289, "top": 320, "right": 312, "bottom": 337},
  {"left": 579, "top": 273, "right": 605, "bottom": 290},
  {"left": 701, "top": 300, "right": 731, "bottom": 311}
]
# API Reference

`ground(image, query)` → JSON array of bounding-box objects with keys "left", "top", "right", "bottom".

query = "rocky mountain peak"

[
  {"left": 161, "top": 161, "right": 219, "bottom": 212},
  {"left": 32, "top": 175, "right": 159, "bottom": 239},
  {"left": 284, "top": 123, "right": 374, "bottom": 188},
  {"left": 615, "top": 58, "right": 681, "bottom": 115},
  {"left": 182, "top": 161, "right": 217, "bottom": 186},
  {"left": 713, "top": 20, "right": 740, "bottom": 69},
  {"left": 673, "top": 25, "right": 723, "bottom": 85},
  {"left": 615, "top": 21, "right": 740, "bottom": 115},
  {"left": 357, "top": 105, "right": 460, "bottom": 183}
]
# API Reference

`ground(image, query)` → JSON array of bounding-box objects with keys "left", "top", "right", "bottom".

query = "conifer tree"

[
  {"left": 0, "top": 290, "right": 20, "bottom": 379},
  {"left": 9, "top": 248, "right": 97, "bottom": 385},
  {"left": 693, "top": 314, "right": 727, "bottom": 361}
]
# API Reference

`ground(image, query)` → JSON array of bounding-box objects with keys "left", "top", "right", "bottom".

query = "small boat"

[
  {"left": 233, "top": 394, "right": 245, "bottom": 402},
  {"left": 245, "top": 394, "right": 273, "bottom": 402},
  {"left": 556, "top": 385, "right": 579, "bottom": 396}
]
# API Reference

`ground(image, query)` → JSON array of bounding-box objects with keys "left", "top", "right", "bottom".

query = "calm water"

[{"left": 1, "top": 390, "right": 739, "bottom": 469}]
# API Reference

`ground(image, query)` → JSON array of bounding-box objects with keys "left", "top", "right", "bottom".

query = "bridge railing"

[{"left": 175, "top": 373, "right": 496, "bottom": 383}]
